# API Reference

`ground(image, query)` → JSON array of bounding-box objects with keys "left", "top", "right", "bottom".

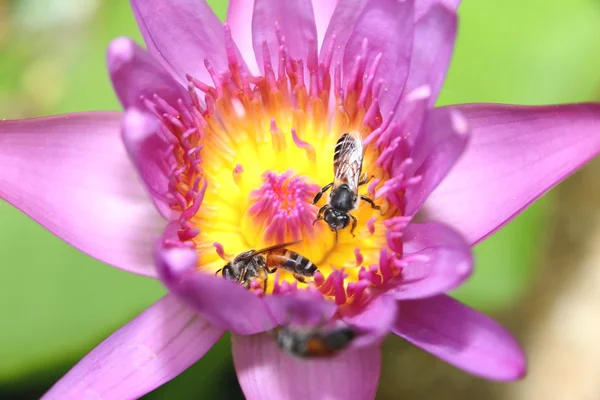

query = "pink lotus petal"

[
  {"left": 342, "top": 0, "right": 414, "bottom": 114},
  {"left": 390, "top": 222, "right": 472, "bottom": 299},
  {"left": 415, "top": 0, "right": 461, "bottom": 21},
  {"left": 107, "top": 37, "right": 186, "bottom": 111},
  {"left": 131, "top": 0, "right": 227, "bottom": 84},
  {"left": 0, "top": 113, "right": 164, "bottom": 277},
  {"left": 340, "top": 294, "right": 398, "bottom": 348},
  {"left": 312, "top": 0, "right": 338, "bottom": 48},
  {"left": 405, "top": 107, "right": 469, "bottom": 215},
  {"left": 389, "top": 5, "right": 457, "bottom": 142},
  {"left": 107, "top": 37, "right": 185, "bottom": 219},
  {"left": 252, "top": 0, "right": 318, "bottom": 75},
  {"left": 402, "top": 4, "right": 457, "bottom": 108},
  {"left": 43, "top": 294, "right": 224, "bottom": 400},
  {"left": 122, "top": 109, "right": 174, "bottom": 220},
  {"left": 392, "top": 294, "right": 526, "bottom": 381},
  {"left": 232, "top": 333, "right": 381, "bottom": 400},
  {"left": 424, "top": 103, "right": 600, "bottom": 245},
  {"left": 227, "top": 0, "right": 260, "bottom": 74},
  {"left": 155, "top": 222, "right": 277, "bottom": 334},
  {"left": 320, "top": 0, "right": 365, "bottom": 69},
  {"left": 263, "top": 290, "right": 337, "bottom": 326}
]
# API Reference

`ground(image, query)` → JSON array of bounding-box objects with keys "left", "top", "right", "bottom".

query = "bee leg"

[
  {"left": 215, "top": 268, "right": 222, "bottom": 277},
  {"left": 349, "top": 215, "right": 358, "bottom": 237},
  {"left": 238, "top": 266, "right": 247, "bottom": 285},
  {"left": 257, "top": 267, "right": 269, "bottom": 292},
  {"left": 313, "top": 205, "right": 327, "bottom": 225},
  {"left": 313, "top": 183, "right": 333, "bottom": 204},
  {"left": 293, "top": 274, "right": 307, "bottom": 283},
  {"left": 358, "top": 174, "right": 375, "bottom": 186},
  {"left": 360, "top": 195, "right": 382, "bottom": 214}
]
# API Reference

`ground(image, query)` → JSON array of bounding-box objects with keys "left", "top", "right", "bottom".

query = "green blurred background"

[{"left": 1, "top": 0, "right": 600, "bottom": 398}]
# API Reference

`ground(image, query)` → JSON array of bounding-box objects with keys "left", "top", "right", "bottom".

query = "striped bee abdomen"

[{"left": 266, "top": 250, "right": 318, "bottom": 277}]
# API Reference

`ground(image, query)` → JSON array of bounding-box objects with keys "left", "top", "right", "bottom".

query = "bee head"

[
  {"left": 324, "top": 208, "right": 350, "bottom": 231},
  {"left": 217, "top": 262, "right": 233, "bottom": 279}
]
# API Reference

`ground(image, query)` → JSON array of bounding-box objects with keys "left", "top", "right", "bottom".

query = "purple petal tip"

[{"left": 107, "top": 37, "right": 136, "bottom": 71}]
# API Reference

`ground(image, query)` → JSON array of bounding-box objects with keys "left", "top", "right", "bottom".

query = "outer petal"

[
  {"left": 341, "top": 294, "right": 398, "bottom": 349},
  {"left": 312, "top": 0, "right": 338, "bottom": 49},
  {"left": 402, "top": 5, "right": 457, "bottom": 108},
  {"left": 390, "top": 222, "right": 472, "bottom": 300},
  {"left": 43, "top": 294, "right": 224, "bottom": 400},
  {"left": 263, "top": 290, "right": 336, "bottom": 326},
  {"left": 252, "top": 0, "right": 318, "bottom": 74},
  {"left": 0, "top": 113, "right": 164, "bottom": 277},
  {"left": 415, "top": 0, "right": 461, "bottom": 21},
  {"left": 107, "top": 37, "right": 184, "bottom": 219},
  {"left": 227, "top": 0, "right": 260, "bottom": 74},
  {"left": 156, "top": 222, "right": 277, "bottom": 334},
  {"left": 121, "top": 109, "right": 173, "bottom": 219},
  {"left": 319, "top": 0, "right": 366, "bottom": 67},
  {"left": 423, "top": 103, "right": 600, "bottom": 245},
  {"left": 385, "top": 5, "right": 457, "bottom": 148},
  {"left": 131, "top": 0, "right": 227, "bottom": 84},
  {"left": 107, "top": 37, "right": 187, "bottom": 111},
  {"left": 405, "top": 107, "right": 469, "bottom": 215},
  {"left": 392, "top": 294, "right": 526, "bottom": 381},
  {"left": 232, "top": 333, "right": 381, "bottom": 400},
  {"left": 342, "top": 0, "right": 414, "bottom": 114}
]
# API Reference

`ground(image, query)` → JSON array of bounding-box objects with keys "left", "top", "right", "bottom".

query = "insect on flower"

[
  {"left": 3, "top": 0, "right": 600, "bottom": 398},
  {"left": 313, "top": 130, "right": 381, "bottom": 239},
  {"left": 216, "top": 241, "right": 319, "bottom": 291},
  {"left": 273, "top": 321, "right": 358, "bottom": 358}
]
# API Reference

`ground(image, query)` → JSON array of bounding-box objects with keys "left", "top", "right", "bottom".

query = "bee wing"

[
  {"left": 333, "top": 131, "right": 364, "bottom": 192},
  {"left": 238, "top": 240, "right": 302, "bottom": 260}
]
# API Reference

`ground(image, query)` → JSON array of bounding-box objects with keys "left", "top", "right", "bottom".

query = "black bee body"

[
  {"left": 274, "top": 325, "right": 357, "bottom": 358},
  {"left": 216, "top": 242, "right": 318, "bottom": 289},
  {"left": 313, "top": 131, "right": 380, "bottom": 238}
]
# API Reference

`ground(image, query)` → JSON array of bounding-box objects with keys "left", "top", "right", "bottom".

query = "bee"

[
  {"left": 215, "top": 241, "right": 318, "bottom": 291},
  {"left": 313, "top": 130, "right": 380, "bottom": 238},
  {"left": 273, "top": 323, "right": 357, "bottom": 358}
]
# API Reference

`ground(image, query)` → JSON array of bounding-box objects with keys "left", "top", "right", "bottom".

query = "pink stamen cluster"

[
  {"left": 332, "top": 38, "right": 385, "bottom": 129},
  {"left": 248, "top": 170, "right": 319, "bottom": 243},
  {"left": 141, "top": 92, "right": 208, "bottom": 244},
  {"left": 139, "top": 26, "right": 254, "bottom": 246}
]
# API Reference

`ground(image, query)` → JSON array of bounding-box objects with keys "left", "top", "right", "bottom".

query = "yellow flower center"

[{"left": 147, "top": 31, "right": 407, "bottom": 305}]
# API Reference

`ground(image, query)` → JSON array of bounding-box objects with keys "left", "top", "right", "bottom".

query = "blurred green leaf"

[
  {"left": 439, "top": 0, "right": 600, "bottom": 310},
  {"left": 452, "top": 197, "right": 550, "bottom": 309},
  {"left": 0, "top": 202, "right": 165, "bottom": 380}
]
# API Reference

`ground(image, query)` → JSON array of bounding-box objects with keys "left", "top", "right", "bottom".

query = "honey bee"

[
  {"left": 273, "top": 323, "right": 357, "bottom": 358},
  {"left": 215, "top": 241, "right": 318, "bottom": 290},
  {"left": 313, "top": 130, "right": 380, "bottom": 238}
]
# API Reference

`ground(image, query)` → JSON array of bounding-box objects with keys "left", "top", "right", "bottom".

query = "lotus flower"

[{"left": 2, "top": 0, "right": 600, "bottom": 399}]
